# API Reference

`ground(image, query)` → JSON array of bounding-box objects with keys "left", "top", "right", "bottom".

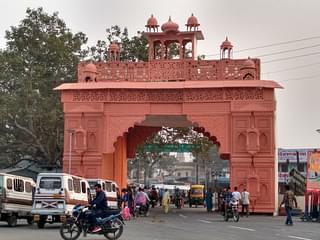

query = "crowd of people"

[
  {"left": 117, "top": 185, "right": 252, "bottom": 218},
  {"left": 118, "top": 186, "right": 188, "bottom": 216},
  {"left": 93, "top": 183, "right": 297, "bottom": 227}
]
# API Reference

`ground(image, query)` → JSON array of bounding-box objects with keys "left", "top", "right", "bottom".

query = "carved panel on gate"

[
  {"left": 78, "top": 58, "right": 260, "bottom": 82},
  {"left": 74, "top": 128, "right": 87, "bottom": 154},
  {"left": 246, "top": 128, "right": 260, "bottom": 155},
  {"left": 87, "top": 132, "right": 97, "bottom": 151},
  {"left": 259, "top": 132, "right": 269, "bottom": 152},
  {"left": 184, "top": 89, "right": 224, "bottom": 101},
  {"left": 236, "top": 132, "right": 247, "bottom": 152},
  {"left": 259, "top": 183, "right": 270, "bottom": 203},
  {"left": 72, "top": 88, "right": 264, "bottom": 103}
]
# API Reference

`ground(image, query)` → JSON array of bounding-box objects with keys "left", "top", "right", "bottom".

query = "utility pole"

[{"left": 195, "top": 152, "right": 199, "bottom": 184}]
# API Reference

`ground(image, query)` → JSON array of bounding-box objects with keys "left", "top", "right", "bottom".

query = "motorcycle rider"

[
  {"left": 223, "top": 187, "right": 233, "bottom": 216},
  {"left": 232, "top": 186, "right": 241, "bottom": 202},
  {"left": 174, "top": 188, "right": 182, "bottom": 208},
  {"left": 88, "top": 183, "right": 108, "bottom": 233},
  {"left": 135, "top": 187, "right": 149, "bottom": 215},
  {"left": 150, "top": 187, "right": 158, "bottom": 208}
]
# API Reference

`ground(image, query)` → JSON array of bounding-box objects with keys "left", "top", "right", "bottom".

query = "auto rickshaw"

[{"left": 189, "top": 184, "right": 204, "bottom": 208}]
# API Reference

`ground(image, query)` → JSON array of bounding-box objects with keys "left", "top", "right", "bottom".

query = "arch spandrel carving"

[
  {"left": 188, "top": 115, "right": 229, "bottom": 153},
  {"left": 106, "top": 115, "right": 145, "bottom": 153}
]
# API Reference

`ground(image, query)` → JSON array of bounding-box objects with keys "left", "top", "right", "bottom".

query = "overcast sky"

[{"left": 1, "top": 0, "right": 320, "bottom": 149}]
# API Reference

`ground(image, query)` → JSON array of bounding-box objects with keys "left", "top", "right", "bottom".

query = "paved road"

[{"left": 0, "top": 207, "right": 319, "bottom": 240}]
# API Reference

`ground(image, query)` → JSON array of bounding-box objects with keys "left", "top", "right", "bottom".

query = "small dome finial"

[
  {"left": 186, "top": 13, "right": 200, "bottom": 31},
  {"left": 146, "top": 14, "right": 159, "bottom": 32},
  {"left": 161, "top": 16, "right": 179, "bottom": 33}
]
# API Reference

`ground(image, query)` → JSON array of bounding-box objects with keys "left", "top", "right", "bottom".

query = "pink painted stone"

[{"left": 55, "top": 15, "right": 282, "bottom": 214}]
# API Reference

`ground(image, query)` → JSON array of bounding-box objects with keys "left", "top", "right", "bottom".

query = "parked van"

[
  {"left": 0, "top": 173, "right": 35, "bottom": 226},
  {"left": 32, "top": 173, "right": 91, "bottom": 228},
  {"left": 87, "top": 179, "right": 119, "bottom": 209}
]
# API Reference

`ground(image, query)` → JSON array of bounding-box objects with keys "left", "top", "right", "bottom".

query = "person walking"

[
  {"left": 162, "top": 189, "right": 170, "bottom": 214},
  {"left": 159, "top": 188, "right": 164, "bottom": 206},
  {"left": 121, "top": 188, "right": 128, "bottom": 209},
  {"left": 127, "top": 186, "right": 135, "bottom": 217},
  {"left": 241, "top": 188, "right": 250, "bottom": 217},
  {"left": 205, "top": 188, "right": 213, "bottom": 212},
  {"left": 280, "top": 185, "right": 297, "bottom": 226}
]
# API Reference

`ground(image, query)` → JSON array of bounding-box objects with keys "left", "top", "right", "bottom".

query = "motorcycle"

[
  {"left": 150, "top": 198, "right": 157, "bottom": 208},
  {"left": 175, "top": 197, "right": 182, "bottom": 209},
  {"left": 60, "top": 205, "right": 124, "bottom": 240},
  {"left": 134, "top": 204, "right": 148, "bottom": 217},
  {"left": 224, "top": 199, "right": 240, "bottom": 222}
]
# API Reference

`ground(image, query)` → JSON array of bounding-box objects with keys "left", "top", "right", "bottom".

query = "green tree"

[
  {"left": 88, "top": 25, "right": 186, "bottom": 62},
  {"left": 130, "top": 127, "right": 217, "bottom": 185},
  {"left": 87, "top": 26, "right": 149, "bottom": 62},
  {"left": 0, "top": 8, "right": 87, "bottom": 165}
]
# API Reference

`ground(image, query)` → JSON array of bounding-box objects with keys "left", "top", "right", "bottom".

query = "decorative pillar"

[
  {"left": 179, "top": 40, "right": 183, "bottom": 59},
  {"left": 102, "top": 153, "right": 115, "bottom": 180},
  {"left": 160, "top": 40, "right": 165, "bottom": 60},
  {"left": 113, "top": 135, "right": 128, "bottom": 190}
]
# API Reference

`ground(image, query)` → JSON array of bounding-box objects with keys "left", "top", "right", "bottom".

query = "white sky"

[{"left": 1, "top": 0, "right": 320, "bottom": 149}]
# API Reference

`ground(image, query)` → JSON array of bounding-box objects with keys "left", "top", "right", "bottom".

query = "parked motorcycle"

[
  {"left": 59, "top": 205, "right": 124, "bottom": 240},
  {"left": 224, "top": 199, "right": 240, "bottom": 222}
]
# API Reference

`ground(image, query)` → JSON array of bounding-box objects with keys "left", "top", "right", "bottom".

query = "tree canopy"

[
  {"left": 129, "top": 127, "right": 218, "bottom": 185},
  {"left": 0, "top": 8, "right": 206, "bottom": 169},
  {"left": 0, "top": 7, "right": 87, "bottom": 166}
]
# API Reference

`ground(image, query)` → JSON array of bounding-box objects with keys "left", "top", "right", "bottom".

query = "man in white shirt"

[
  {"left": 232, "top": 186, "right": 241, "bottom": 201},
  {"left": 241, "top": 188, "right": 250, "bottom": 217}
]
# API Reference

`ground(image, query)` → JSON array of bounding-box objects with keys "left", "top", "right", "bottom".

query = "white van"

[
  {"left": 32, "top": 173, "right": 91, "bottom": 228},
  {"left": 0, "top": 173, "right": 35, "bottom": 226},
  {"left": 87, "top": 179, "right": 119, "bottom": 209}
]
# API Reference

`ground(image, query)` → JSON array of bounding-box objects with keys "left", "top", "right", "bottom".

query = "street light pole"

[{"left": 67, "top": 129, "right": 75, "bottom": 174}]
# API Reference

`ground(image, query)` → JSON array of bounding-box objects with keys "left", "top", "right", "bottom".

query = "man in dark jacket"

[
  {"left": 89, "top": 183, "right": 108, "bottom": 233},
  {"left": 91, "top": 183, "right": 108, "bottom": 211}
]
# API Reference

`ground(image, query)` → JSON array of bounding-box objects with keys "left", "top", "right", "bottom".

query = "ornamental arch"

[{"left": 56, "top": 14, "right": 281, "bottom": 214}]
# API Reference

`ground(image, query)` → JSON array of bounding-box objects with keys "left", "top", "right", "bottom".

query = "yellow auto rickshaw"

[{"left": 189, "top": 184, "right": 204, "bottom": 208}]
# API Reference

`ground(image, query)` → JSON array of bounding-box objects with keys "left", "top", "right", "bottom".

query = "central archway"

[{"left": 102, "top": 114, "right": 225, "bottom": 189}]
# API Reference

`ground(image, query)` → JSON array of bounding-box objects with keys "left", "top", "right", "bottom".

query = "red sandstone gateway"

[{"left": 55, "top": 14, "right": 282, "bottom": 214}]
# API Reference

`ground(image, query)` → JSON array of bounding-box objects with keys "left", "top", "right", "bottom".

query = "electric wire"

[
  {"left": 256, "top": 44, "right": 320, "bottom": 58},
  {"left": 262, "top": 51, "right": 320, "bottom": 64},
  {"left": 261, "top": 62, "right": 320, "bottom": 75},
  {"left": 278, "top": 74, "right": 320, "bottom": 83},
  {"left": 203, "top": 35, "right": 320, "bottom": 57}
]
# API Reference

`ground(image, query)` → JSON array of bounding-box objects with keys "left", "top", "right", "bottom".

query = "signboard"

[
  {"left": 278, "top": 172, "right": 289, "bottom": 182},
  {"left": 144, "top": 144, "right": 200, "bottom": 153},
  {"left": 307, "top": 151, "right": 320, "bottom": 191},
  {"left": 278, "top": 149, "right": 309, "bottom": 163}
]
